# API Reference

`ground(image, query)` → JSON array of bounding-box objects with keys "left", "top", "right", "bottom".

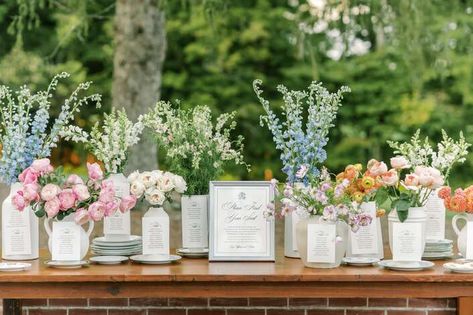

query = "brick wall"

[{"left": 14, "top": 297, "right": 456, "bottom": 315}]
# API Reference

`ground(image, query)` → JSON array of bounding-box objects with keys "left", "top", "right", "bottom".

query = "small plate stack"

[
  {"left": 422, "top": 239, "right": 454, "bottom": 260},
  {"left": 91, "top": 235, "right": 142, "bottom": 256}
]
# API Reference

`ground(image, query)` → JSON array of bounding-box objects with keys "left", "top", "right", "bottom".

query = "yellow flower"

[
  {"left": 376, "top": 208, "right": 386, "bottom": 217},
  {"left": 352, "top": 191, "right": 364, "bottom": 203},
  {"left": 361, "top": 176, "right": 375, "bottom": 190},
  {"left": 354, "top": 163, "right": 363, "bottom": 171}
]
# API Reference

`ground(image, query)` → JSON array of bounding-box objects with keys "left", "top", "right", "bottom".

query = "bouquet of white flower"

[
  {"left": 127, "top": 170, "right": 187, "bottom": 206},
  {"left": 61, "top": 108, "right": 144, "bottom": 174}
]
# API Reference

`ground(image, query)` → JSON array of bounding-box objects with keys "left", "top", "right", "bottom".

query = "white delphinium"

[{"left": 61, "top": 108, "right": 144, "bottom": 174}]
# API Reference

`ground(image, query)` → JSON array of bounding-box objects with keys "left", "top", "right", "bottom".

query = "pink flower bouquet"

[{"left": 12, "top": 158, "right": 137, "bottom": 224}]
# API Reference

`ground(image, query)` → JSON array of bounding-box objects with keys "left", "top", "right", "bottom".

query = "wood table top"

[{"left": 2, "top": 250, "right": 472, "bottom": 283}]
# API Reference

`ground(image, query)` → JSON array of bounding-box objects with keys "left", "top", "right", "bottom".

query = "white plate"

[
  {"left": 45, "top": 260, "right": 88, "bottom": 269},
  {"left": 130, "top": 254, "right": 182, "bottom": 264},
  {"left": 425, "top": 239, "right": 453, "bottom": 245},
  {"left": 0, "top": 262, "right": 31, "bottom": 272},
  {"left": 343, "top": 257, "right": 380, "bottom": 266},
  {"left": 92, "top": 251, "right": 141, "bottom": 256},
  {"left": 378, "top": 260, "right": 434, "bottom": 271},
  {"left": 443, "top": 261, "right": 473, "bottom": 273},
  {"left": 94, "top": 235, "right": 141, "bottom": 243},
  {"left": 177, "top": 248, "right": 209, "bottom": 254},
  {"left": 90, "top": 256, "right": 129, "bottom": 265}
]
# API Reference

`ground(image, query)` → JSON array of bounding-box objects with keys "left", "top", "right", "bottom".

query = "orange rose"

[{"left": 449, "top": 194, "right": 467, "bottom": 212}]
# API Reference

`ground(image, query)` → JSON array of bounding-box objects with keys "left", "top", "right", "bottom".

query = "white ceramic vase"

[
  {"left": 44, "top": 213, "right": 94, "bottom": 260},
  {"left": 388, "top": 207, "right": 427, "bottom": 257},
  {"left": 103, "top": 173, "right": 131, "bottom": 241},
  {"left": 181, "top": 195, "right": 208, "bottom": 249},
  {"left": 452, "top": 213, "right": 473, "bottom": 258},
  {"left": 1, "top": 183, "right": 39, "bottom": 260},
  {"left": 296, "top": 215, "right": 348, "bottom": 268},
  {"left": 284, "top": 183, "right": 305, "bottom": 258}
]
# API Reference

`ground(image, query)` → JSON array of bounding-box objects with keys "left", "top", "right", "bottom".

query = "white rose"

[
  {"left": 157, "top": 172, "right": 176, "bottom": 192},
  {"left": 390, "top": 156, "right": 410, "bottom": 169},
  {"left": 127, "top": 170, "right": 140, "bottom": 183},
  {"left": 172, "top": 175, "right": 187, "bottom": 194},
  {"left": 139, "top": 171, "right": 156, "bottom": 188},
  {"left": 145, "top": 188, "right": 166, "bottom": 205},
  {"left": 130, "top": 180, "right": 145, "bottom": 197}
]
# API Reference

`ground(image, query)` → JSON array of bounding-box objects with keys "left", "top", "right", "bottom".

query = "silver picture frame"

[{"left": 209, "top": 181, "right": 275, "bottom": 261}]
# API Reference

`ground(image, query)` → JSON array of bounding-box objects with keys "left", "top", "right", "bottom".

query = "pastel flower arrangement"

[
  {"left": 61, "top": 108, "right": 144, "bottom": 174},
  {"left": 266, "top": 169, "right": 372, "bottom": 232},
  {"left": 0, "top": 72, "right": 101, "bottom": 184},
  {"left": 128, "top": 170, "right": 187, "bottom": 206},
  {"left": 254, "top": 79, "right": 350, "bottom": 184},
  {"left": 437, "top": 186, "right": 473, "bottom": 213},
  {"left": 143, "top": 101, "right": 249, "bottom": 195},
  {"left": 12, "top": 158, "right": 137, "bottom": 224}
]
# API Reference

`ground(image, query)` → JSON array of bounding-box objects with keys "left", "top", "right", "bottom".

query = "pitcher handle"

[
  {"left": 452, "top": 213, "right": 468, "bottom": 237},
  {"left": 43, "top": 217, "right": 52, "bottom": 237},
  {"left": 86, "top": 220, "right": 95, "bottom": 237}
]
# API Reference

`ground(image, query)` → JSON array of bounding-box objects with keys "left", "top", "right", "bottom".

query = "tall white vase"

[
  {"left": 103, "top": 173, "right": 131, "bottom": 241},
  {"left": 142, "top": 207, "right": 170, "bottom": 255},
  {"left": 284, "top": 182, "right": 304, "bottom": 258},
  {"left": 2, "top": 183, "right": 39, "bottom": 260},
  {"left": 388, "top": 207, "right": 427, "bottom": 259},
  {"left": 181, "top": 195, "right": 208, "bottom": 249}
]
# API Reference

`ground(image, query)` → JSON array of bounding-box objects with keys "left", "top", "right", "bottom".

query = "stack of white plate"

[
  {"left": 91, "top": 235, "right": 142, "bottom": 256},
  {"left": 176, "top": 248, "right": 209, "bottom": 258},
  {"left": 422, "top": 239, "right": 454, "bottom": 260}
]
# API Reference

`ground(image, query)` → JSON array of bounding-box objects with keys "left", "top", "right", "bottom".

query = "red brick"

[
  {"left": 347, "top": 311, "right": 384, "bottom": 315},
  {"left": 428, "top": 312, "right": 456, "bottom": 315},
  {"left": 148, "top": 311, "right": 186, "bottom": 315},
  {"left": 69, "top": 310, "right": 107, "bottom": 315},
  {"left": 387, "top": 312, "right": 426, "bottom": 315},
  {"left": 308, "top": 311, "right": 344, "bottom": 315},
  {"left": 249, "top": 298, "right": 287, "bottom": 306},
  {"left": 49, "top": 298, "right": 88, "bottom": 306},
  {"left": 227, "top": 310, "right": 265, "bottom": 315},
  {"left": 209, "top": 298, "right": 248, "bottom": 306},
  {"left": 409, "top": 298, "right": 448, "bottom": 308},
  {"left": 329, "top": 298, "right": 367, "bottom": 307},
  {"left": 187, "top": 310, "right": 225, "bottom": 315},
  {"left": 129, "top": 298, "right": 168, "bottom": 306},
  {"left": 447, "top": 298, "right": 457, "bottom": 308},
  {"left": 267, "top": 311, "right": 305, "bottom": 315},
  {"left": 89, "top": 298, "right": 128, "bottom": 306},
  {"left": 109, "top": 310, "right": 146, "bottom": 315},
  {"left": 22, "top": 299, "right": 48, "bottom": 306},
  {"left": 28, "top": 311, "right": 67, "bottom": 315},
  {"left": 169, "top": 298, "right": 208, "bottom": 306},
  {"left": 289, "top": 298, "right": 327, "bottom": 306},
  {"left": 369, "top": 298, "right": 407, "bottom": 307}
]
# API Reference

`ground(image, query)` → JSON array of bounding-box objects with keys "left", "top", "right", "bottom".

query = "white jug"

[{"left": 452, "top": 213, "right": 473, "bottom": 258}]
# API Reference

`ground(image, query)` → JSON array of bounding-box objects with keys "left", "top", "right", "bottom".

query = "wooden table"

[{"left": 2, "top": 252, "right": 473, "bottom": 315}]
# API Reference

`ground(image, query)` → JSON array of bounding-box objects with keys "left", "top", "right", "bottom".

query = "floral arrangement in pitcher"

[
  {"left": 128, "top": 170, "right": 187, "bottom": 206},
  {"left": 437, "top": 186, "right": 473, "bottom": 213},
  {"left": 143, "top": 101, "right": 249, "bottom": 195},
  {"left": 254, "top": 79, "right": 350, "bottom": 184},
  {"left": 12, "top": 159, "right": 137, "bottom": 224},
  {"left": 266, "top": 169, "right": 372, "bottom": 232},
  {"left": 61, "top": 108, "right": 144, "bottom": 174},
  {"left": 0, "top": 72, "right": 101, "bottom": 184}
]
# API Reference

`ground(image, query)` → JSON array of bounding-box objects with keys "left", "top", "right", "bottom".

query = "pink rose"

[
  {"left": 367, "top": 159, "right": 388, "bottom": 176},
  {"left": 88, "top": 202, "right": 105, "bottom": 221},
  {"left": 18, "top": 167, "right": 38, "bottom": 185},
  {"left": 99, "top": 180, "right": 115, "bottom": 203},
  {"left": 87, "top": 163, "right": 103, "bottom": 181},
  {"left": 66, "top": 174, "right": 84, "bottom": 186},
  {"left": 40, "top": 184, "right": 61, "bottom": 201},
  {"left": 23, "top": 183, "right": 40, "bottom": 202},
  {"left": 72, "top": 184, "right": 90, "bottom": 201},
  {"left": 74, "top": 208, "right": 89, "bottom": 225},
  {"left": 31, "top": 158, "right": 53, "bottom": 174},
  {"left": 119, "top": 195, "right": 137, "bottom": 213},
  {"left": 390, "top": 156, "right": 410, "bottom": 170},
  {"left": 45, "top": 197, "right": 61, "bottom": 218},
  {"left": 12, "top": 192, "right": 27, "bottom": 211},
  {"left": 380, "top": 169, "right": 399, "bottom": 186},
  {"left": 104, "top": 201, "right": 119, "bottom": 217},
  {"left": 58, "top": 189, "right": 76, "bottom": 210},
  {"left": 404, "top": 174, "right": 419, "bottom": 187}
]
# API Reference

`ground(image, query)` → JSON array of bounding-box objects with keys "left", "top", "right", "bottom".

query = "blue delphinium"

[
  {"left": 254, "top": 79, "right": 350, "bottom": 184},
  {"left": 0, "top": 73, "right": 101, "bottom": 184}
]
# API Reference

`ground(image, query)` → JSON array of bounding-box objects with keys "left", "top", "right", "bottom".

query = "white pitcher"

[
  {"left": 452, "top": 213, "right": 473, "bottom": 258},
  {"left": 44, "top": 214, "right": 94, "bottom": 260}
]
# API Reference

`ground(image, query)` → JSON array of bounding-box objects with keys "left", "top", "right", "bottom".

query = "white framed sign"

[{"left": 209, "top": 181, "right": 275, "bottom": 261}]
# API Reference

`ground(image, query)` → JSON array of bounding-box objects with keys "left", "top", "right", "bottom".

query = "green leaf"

[
  {"left": 375, "top": 188, "right": 389, "bottom": 205},
  {"left": 397, "top": 209, "right": 409, "bottom": 222}
]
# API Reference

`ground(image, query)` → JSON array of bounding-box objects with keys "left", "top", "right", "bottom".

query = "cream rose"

[{"left": 145, "top": 188, "right": 166, "bottom": 206}]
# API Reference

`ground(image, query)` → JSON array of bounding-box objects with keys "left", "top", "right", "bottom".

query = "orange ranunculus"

[
  {"left": 437, "top": 186, "right": 451, "bottom": 200},
  {"left": 449, "top": 194, "right": 467, "bottom": 212},
  {"left": 336, "top": 172, "right": 345, "bottom": 181},
  {"left": 352, "top": 191, "right": 364, "bottom": 203},
  {"left": 344, "top": 165, "right": 358, "bottom": 181},
  {"left": 361, "top": 176, "right": 375, "bottom": 190},
  {"left": 376, "top": 208, "right": 386, "bottom": 217}
]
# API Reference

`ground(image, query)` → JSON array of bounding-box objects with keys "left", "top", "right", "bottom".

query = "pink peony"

[
  {"left": 45, "top": 197, "right": 61, "bottom": 217},
  {"left": 87, "top": 163, "right": 103, "bottom": 181},
  {"left": 40, "top": 184, "right": 61, "bottom": 201},
  {"left": 99, "top": 180, "right": 115, "bottom": 203},
  {"left": 23, "top": 183, "right": 40, "bottom": 202},
  {"left": 58, "top": 189, "right": 76, "bottom": 210},
  {"left": 390, "top": 156, "right": 410, "bottom": 170},
  {"left": 72, "top": 184, "right": 90, "bottom": 201},
  {"left": 88, "top": 202, "right": 105, "bottom": 221},
  {"left": 74, "top": 208, "right": 90, "bottom": 225},
  {"left": 367, "top": 159, "right": 388, "bottom": 176},
  {"left": 404, "top": 174, "right": 419, "bottom": 187},
  {"left": 31, "top": 158, "right": 53, "bottom": 174},
  {"left": 12, "top": 192, "right": 27, "bottom": 211},
  {"left": 104, "top": 201, "right": 119, "bottom": 217},
  {"left": 119, "top": 195, "right": 137, "bottom": 213},
  {"left": 18, "top": 167, "right": 38, "bottom": 185},
  {"left": 66, "top": 174, "right": 84, "bottom": 186},
  {"left": 380, "top": 169, "right": 399, "bottom": 186}
]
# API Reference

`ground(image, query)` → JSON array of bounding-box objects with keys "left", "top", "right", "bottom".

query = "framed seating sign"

[{"left": 209, "top": 181, "right": 275, "bottom": 261}]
